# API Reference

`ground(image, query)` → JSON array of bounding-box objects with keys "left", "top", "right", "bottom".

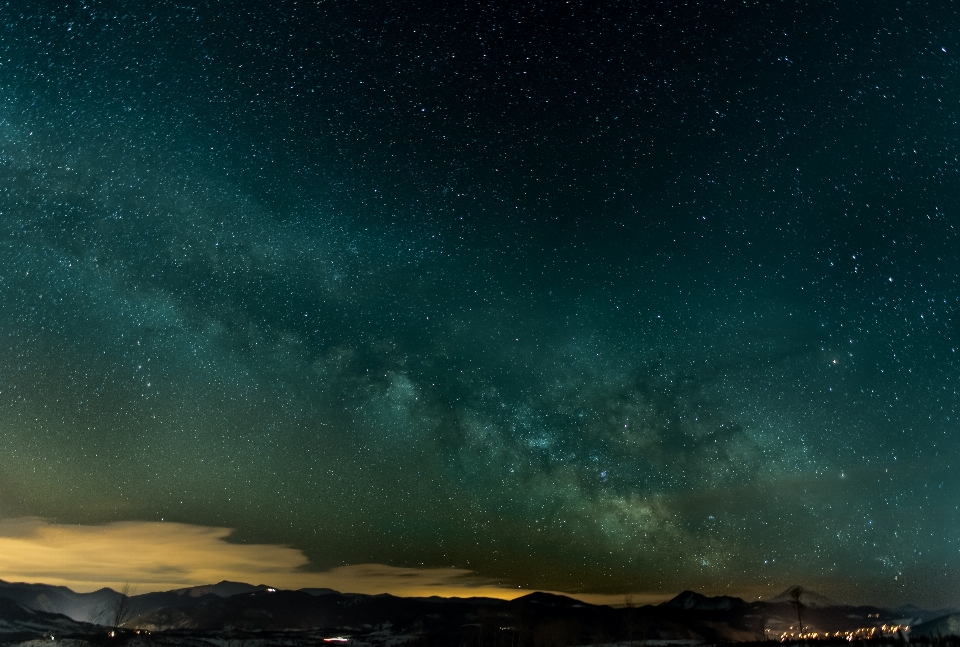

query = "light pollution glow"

[{"left": 0, "top": 518, "right": 667, "bottom": 606}]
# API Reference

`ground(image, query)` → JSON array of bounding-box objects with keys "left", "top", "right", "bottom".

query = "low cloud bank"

[{"left": 0, "top": 518, "right": 664, "bottom": 605}]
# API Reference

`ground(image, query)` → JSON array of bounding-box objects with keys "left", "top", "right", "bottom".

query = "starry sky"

[{"left": 0, "top": 0, "right": 959, "bottom": 608}]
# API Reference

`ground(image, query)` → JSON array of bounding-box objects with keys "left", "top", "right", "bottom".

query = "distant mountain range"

[
  {"left": 0, "top": 578, "right": 270, "bottom": 624},
  {"left": 0, "top": 579, "right": 956, "bottom": 645}
]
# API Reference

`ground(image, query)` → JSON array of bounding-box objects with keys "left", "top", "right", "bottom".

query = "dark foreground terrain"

[{"left": 1, "top": 581, "right": 957, "bottom": 646}]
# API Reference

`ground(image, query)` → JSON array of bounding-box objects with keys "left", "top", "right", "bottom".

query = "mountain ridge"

[{"left": 0, "top": 578, "right": 957, "bottom": 644}]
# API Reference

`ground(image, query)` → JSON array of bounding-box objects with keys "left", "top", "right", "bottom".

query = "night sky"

[{"left": 1, "top": 0, "right": 959, "bottom": 608}]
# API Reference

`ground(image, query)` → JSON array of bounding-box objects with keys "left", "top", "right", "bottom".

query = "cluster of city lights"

[{"left": 778, "top": 624, "right": 910, "bottom": 642}]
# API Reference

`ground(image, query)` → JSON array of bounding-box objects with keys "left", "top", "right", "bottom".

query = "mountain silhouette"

[{"left": 1, "top": 579, "right": 958, "bottom": 644}]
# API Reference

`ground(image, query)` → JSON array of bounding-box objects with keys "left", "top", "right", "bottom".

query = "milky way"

[{"left": 0, "top": 1, "right": 958, "bottom": 607}]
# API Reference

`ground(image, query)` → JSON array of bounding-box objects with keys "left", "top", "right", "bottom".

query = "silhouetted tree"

[
  {"left": 789, "top": 586, "right": 804, "bottom": 634},
  {"left": 623, "top": 595, "right": 637, "bottom": 647},
  {"left": 756, "top": 612, "right": 770, "bottom": 642},
  {"left": 111, "top": 583, "right": 137, "bottom": 628}
]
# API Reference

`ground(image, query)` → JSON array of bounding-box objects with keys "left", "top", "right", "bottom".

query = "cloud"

[
  {"left": 0, "top": 518, "right": 313, "bottom": 593},
  {"left": 0, "top": 518, "right": 673, "bottom": 604}
]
